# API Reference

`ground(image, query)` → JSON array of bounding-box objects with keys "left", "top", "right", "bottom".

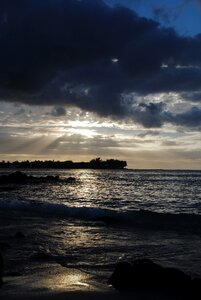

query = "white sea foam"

[{"left": 1, "top": 199, "right": 201, "bottom": 231}]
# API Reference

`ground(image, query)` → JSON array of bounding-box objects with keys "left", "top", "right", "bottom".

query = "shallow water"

[{"left": 0, "top": 169, "right": 201, "bottom": 280}]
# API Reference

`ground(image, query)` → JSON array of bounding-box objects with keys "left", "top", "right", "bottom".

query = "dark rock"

[
  {"left": 0, "top": 171, "right": 61, "bottom": 185},
  {"left": 0, "top": 186, "right": 17, "bottom": 191},
  {"left": 0, "top": 242, "right": 12, "bottom": 250},
  {"left": 66, "top": 177, "right": 76, "bottom": 183},
  {"left": 108, "top": 261, "right": 134, "bottom": 291},
  {"left": 0, "top": 253, "right": 3, "bottom": 287},
  {"left": 7, "top": 171, "right": 28, "bottom": 183},
  {"left": 108, "top": 259, "right": 199, "bottom": 297},
  {"left": 44, "top": 175, "right": 56, "bottom": 181},
  {"left": 15, "top": 232, "right": 26, "bottom": 239},
  {"left": 5, "top": 271, "right": 23, "bottom": 277},
  {"left": 161, "top": 266, "right": 191, "bottom": 292},
  {"left": 39, "top": 175, "right": 60, "bottom": 183},
  {"left": 0, "top": 171, "right": 28, "bottom": 184},
  {"left": 191, "top": 278, "right": 201, "bottom": 296},
  {"left": 29, "top": 250, "right": 53, "bottom": 261},
  {"left": 0, "top": 253, "right": 3, "bottom": 275}
]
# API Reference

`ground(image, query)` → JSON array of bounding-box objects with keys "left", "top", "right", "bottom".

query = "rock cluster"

[{"left": 0, "top": 171, "right": 75, "bottom": 184}]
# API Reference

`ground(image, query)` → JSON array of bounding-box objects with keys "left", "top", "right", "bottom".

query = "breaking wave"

[{"left": 1, "top": 199, "right": 201, "bottom": 231}]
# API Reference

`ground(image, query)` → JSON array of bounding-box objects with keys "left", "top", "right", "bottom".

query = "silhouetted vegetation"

[{"left": 0, "top": 158, "right": 127, "bottom": 169}]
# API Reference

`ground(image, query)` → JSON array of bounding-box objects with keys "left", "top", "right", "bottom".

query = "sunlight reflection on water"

[{"left": 0, "top": 169, "right": 201, "bottom": 213}]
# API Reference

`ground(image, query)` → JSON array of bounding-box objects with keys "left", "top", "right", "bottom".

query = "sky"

[{"left": 0, "top": 0, "right": 201, "bottom": 169}]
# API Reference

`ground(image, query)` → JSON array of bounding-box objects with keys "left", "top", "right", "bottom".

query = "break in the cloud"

[
  {"left": 0, "top": 101, "right": 201, "bottom": 169},
  {"left": 0, "top": 0, "right": 201, "bottom": 129},
  {"left": 107, "top": 0, "right": 201, "bottom": 36}
]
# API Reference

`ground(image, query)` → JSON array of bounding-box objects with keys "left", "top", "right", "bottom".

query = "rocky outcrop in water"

[
  {"left": 0, "top": 171, "right": 75, "bottom": 185},
  {"left": 108, "top": 259, "right": 201, "bottom": 298},
  {"left": 15, "top": 232, "right": 26, "bottom": 239}
]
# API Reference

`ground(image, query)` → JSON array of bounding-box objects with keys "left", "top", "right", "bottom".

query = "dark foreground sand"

[{"left": 0, "top": 263, "right": 181, "bottom": 300}]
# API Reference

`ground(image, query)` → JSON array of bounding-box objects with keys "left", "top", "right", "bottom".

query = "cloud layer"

[{"left": 1, "top": 0, "right": 201, "bottom": 128}]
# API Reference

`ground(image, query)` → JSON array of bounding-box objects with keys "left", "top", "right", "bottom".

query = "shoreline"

[{"left": 0, "top": 263, "right": 180, "bottom": 300}]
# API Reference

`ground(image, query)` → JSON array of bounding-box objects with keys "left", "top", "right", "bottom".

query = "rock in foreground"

[
  {"left": 0, "top": 253, "right": 3, "bottom": 287},
  {"left": 108, "top": 259, "right": 201, "bottom": 298}
]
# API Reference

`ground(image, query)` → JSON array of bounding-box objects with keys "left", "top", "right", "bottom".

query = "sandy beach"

[{"left": 0, "top": 262, "right": 181, "bottom": 300}]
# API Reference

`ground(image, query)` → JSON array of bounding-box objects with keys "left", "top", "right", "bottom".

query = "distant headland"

[{"left": 0, "top": 158, "right": 127, "bottom": 170}]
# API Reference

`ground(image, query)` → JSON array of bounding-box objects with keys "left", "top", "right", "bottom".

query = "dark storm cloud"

[
  {"left": 130, "top": 103, "right": 201, "bottom": 128},
  {"left": 51, "top": 106, "right": 66, "bottom": 117},
  {"left": 0, "top": 0, "right": 201, "bottom": 128},
  {"left": 181, "top": 91, "right": 201, "bottom": 102},
  {"left": 130, "top": 102, "right": 166, "bottom": 128},
  {"left": 0, "top": 0, "right": 140, "bottom": 92},
  {"left": 171, "top": 107, "right": 201, "bottom": 127},
  {"left": 152, "top": 7, "right": 173, "bottom": 25},
  {"left": 152, "top": 0, "right": 191, "bottom": 25}
]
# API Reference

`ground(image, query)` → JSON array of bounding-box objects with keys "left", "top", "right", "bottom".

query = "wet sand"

[{"left": 0, "top": 263, "right": 181, "bottom": 300}]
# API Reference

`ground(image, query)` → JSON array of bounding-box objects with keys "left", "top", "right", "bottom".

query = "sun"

[
  {"left": 62, "top": 119, "right": 99, "bottom": 138},
  {"left": 69, "top": 128, "right": 97, "bottom": 138}
]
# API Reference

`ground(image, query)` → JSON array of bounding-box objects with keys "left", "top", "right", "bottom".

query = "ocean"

[{"left": 0, "top": 168, "right": 201, "bottom": 284}]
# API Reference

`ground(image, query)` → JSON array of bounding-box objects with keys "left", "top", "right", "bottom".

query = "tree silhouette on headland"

[{"left": 0, "top": 158, "right": 127, "bottom": 169}]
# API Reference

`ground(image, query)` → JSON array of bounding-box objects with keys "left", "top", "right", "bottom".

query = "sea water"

[{"left": 0, "top": 169, "right": 201, "bottom": 280}]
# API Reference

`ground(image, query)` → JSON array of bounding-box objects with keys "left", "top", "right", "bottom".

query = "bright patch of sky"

[
  {"left": 1, "top": 1, "right": 201, "bottom": 169},
  {"left": 1, "top": 101, "right": 201, "bottom": 169}
]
